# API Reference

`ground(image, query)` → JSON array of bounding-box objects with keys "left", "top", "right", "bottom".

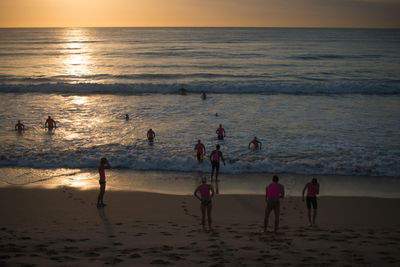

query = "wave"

[{"left": 0, "top": 80, "right": 399, "bottom": 95}]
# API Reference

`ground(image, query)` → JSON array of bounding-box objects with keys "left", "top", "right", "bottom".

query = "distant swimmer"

[
  {"left": 97, "top": 157, "right": 111, "bottom": 208},
  {"left": 201, "top": 92, "right": 207, "bottom": 100},
  {"left": 44, "top": 116, "right": 56, "bottom": 129},
  {"left": 216, "top": 124, "right": 225, "bottom": 140},
  {"left": 302, "top": 178, "right": 320, "bottom": 227},
  {"left": 248, "top": 137, "right": 262, "bottom": 150},
  {"left": 125, "top": 114, "right": 129, "bottom": 121},
  {"left": 147, "top": 128, "right": 156, "bottom": 143},
  {"left": 194, "top": 176, "right": 215, "bottom": 230},
  {"left": 15, "top": 120, "right": 25, "bottom": 131},
  {"left": 194, "top": 139, "right": 206, "bottom": 163},
  {"left": 264, "top": 175, "right": 285, "bottom": 233},
  {"left": 209, "top": 144, "right": 225, "bottom": 180},
  {"left": 178, "top": 87, "right": 187, "bottom": 95},
  {"left": 215, "top": 113, "right": 218, "bottom": 117}
]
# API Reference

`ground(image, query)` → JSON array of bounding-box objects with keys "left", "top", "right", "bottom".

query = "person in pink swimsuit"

[
  {"left": 194, "top": 140, "right": 206, "bottom": 163},
  {"left": 248, "top": 136, "right": 262, "bottom": 150},
  {"left": 264, "top": 175, "right": 285, "bottom": 233},
  {"left": 302, "top": 178, "right": 320, "bottom": 227},
  {"left": 97, "top": 158, "right": 111, "bottom": 207},
  {"left": 147, "top": 128, "right": 155, "bottom": 143},
  {"left": 216, "top": 124, "right": 225, "bottom": 140},
  {"left": 209, "top": 144, "right": 225, "bottom": 180},
  {"left": 194, "top": 176, "right": 215, "bottom": 230}
]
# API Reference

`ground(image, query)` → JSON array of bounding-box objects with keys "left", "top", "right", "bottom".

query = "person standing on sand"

[
  {"left": 194, "top": 139, "right": 206, "bottom": 163},
  {"left": 302, "top": 178, "right": 320, "bottom": 227},
  {"left": 248, "top": 136, "right": 262, "bottom": 150},
  {"left": 44, "top": 116, "right": 56, "bottom": 129},
  {"left": 209, "top": 144, "right": 225, "bottom": 180},
  {"left": 194, "top": 176, "right": 215, "bottom": 230},
  {"left": 264, "top": 175, "right": 285, "bottom": 233},
  {"left": 216, "top": 124, "right": 225, "bottom": 140},
  {"left": 97, "top": 158, "right": 111, "bottom": 207},
  {"left": 15, "top": 120, "right": 25, "bottom": 131}
]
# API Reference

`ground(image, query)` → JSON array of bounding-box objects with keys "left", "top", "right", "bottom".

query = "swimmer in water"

[
  {"left": 125, "top": 114, "right": 129, "bottom": 120},
  {"left": 44, "top": 116, "right": 56, "bottom": 129},
  {"left": 209, "top": 144, "right": 225, "bottom": 180},
  {"left": 194, "top": 176, "right": 215, "bottom": 230},
  {"left": 201, "top": 92, "right": 207, "bottom": 100},
  {"left": 147, "top": 128, "right": 155, "bottom": 142},
  {"left": 194, "top": 140, "right": 206, "bottom": 163},
  {"left": 248, "top": 137, "right": 262, "bottom": 150},
  {"left": 216, "top": 124, "right": 225, "bottom": 140},
  {"left": 15, "top": 120, "right": 25, "bottom": 131}
]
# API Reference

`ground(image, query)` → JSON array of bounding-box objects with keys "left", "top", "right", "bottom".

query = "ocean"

[{"left": 0, "top": 28, "right": 399, "bottom": 195}]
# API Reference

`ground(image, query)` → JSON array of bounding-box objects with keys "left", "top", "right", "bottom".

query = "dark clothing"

[{"left": 306, "top": 196, "right": 317, "bottom": 209}]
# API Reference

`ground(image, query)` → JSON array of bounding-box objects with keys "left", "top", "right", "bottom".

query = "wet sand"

[{"left": 1, "top": 186, "right": 400, "bottom": 266}]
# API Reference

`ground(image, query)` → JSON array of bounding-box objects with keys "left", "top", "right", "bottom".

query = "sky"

[{"left": 0, "top": 0, "right": 399, "bottom": 28}]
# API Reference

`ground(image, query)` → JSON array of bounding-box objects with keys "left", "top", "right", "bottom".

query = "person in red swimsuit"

[
  {"left": 302, "top": 178, "right": 320, "bottom": 227},
  {"left": 194, "top": 176, "right": 215, "bottom": 230}
]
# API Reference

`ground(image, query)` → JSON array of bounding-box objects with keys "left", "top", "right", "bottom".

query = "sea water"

[{"left": 0, "top": 28, "right": 399, "bottom": 194}]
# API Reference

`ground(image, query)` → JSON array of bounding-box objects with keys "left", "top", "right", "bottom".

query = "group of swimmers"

[{"left": 14, "top": 116, "right": 57, "bottom": 132}]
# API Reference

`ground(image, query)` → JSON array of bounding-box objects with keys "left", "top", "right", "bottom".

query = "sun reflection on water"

[{"left": 62, "top": 29, "right": 92, "bottom": 79}]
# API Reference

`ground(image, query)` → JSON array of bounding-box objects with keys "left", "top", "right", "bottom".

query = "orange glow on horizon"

[{"left": 0, "top": 0, "right": 399, "bottom": 28}]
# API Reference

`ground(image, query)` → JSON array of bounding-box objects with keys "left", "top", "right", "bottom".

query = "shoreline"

[
  {"left": 1, "top": 166, "right": 400, "bottom": 198},
  {"left": 1, "top": 186, "right": 400, "bottom": 266}
]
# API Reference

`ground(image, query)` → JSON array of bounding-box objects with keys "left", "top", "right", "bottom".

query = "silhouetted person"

[
  {"left": 248, "top": 136, "right": 262, "bottom": 150},
  {"left": 201, "top": 92, "right": 207, "bottom": 100},
  {"left": 194, "top": 176, "right": 215, "bottom": 230},
  {"left": 264, "top": 175, "right": 285, "bottom": 233},
  {"left": 216, "top": 124, "right": 225, "bottom": 140},
  {"left": 97, "top": 158, "right": 111, "bottom": 207},
  {"left": 302, "top": 178, "right": 320, "bottom": 227},
  {"left": 209, "top": 144, "right": 225, "bottom": 180},
  {"left": 147, "top": 128, "right": 155, "bottom": 143},
  {"left": 44, "top": 116, "right": 56, "bottom": 129},
  {"left": 194, "top": 139, "right": 206, "bottom": 163},
  {"left": 15, "top": 120, "right": 25, "bottom": 131},
  {"left": 125, "top": 114, "right": 129, "bottom": 120}
]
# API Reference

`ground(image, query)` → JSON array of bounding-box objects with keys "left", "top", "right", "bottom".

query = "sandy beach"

[{"left": 1, "top": 185, "right": 400, "bottom": 266}]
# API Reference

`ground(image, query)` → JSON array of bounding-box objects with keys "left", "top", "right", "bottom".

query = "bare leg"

[
  {"left": 312, "top": 208, "right": 317, "bottom": 226},
  {"left": 264, "top": 206, "right": 271, "bottom": 232},
  {"left": 273, "top": 206, "right": 280, "bottom": 233},
  {"left": 307, "top": 208, "right": 312, "bottom": 226},
  {"left": 200, "top": 204, "right": 206, "bottom": 229},
  {"left": 97, "top": 184, "right": 105, "bottom": 205},
  {"left": 207, "top": 204, "right": 212, "bottom": 229},
  {"left": 210, "top": 165, "right": 215, "bottom": 180}
]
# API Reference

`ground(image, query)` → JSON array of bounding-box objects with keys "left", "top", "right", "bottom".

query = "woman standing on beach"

[
  {"left": 97, "top": 158, "right": 111, "bottom": 207},
  {"left": 302, "top": 178, "right": 319, "bottom": 227},
  {"left": 194, "top": 176, "right": 215, "bottom": 230}
]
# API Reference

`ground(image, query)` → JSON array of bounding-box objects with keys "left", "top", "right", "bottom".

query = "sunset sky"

[{"left": 1, "top": 0, "right": 399, "bottom": 28}]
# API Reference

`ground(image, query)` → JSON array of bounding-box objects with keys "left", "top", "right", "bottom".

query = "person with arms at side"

[
  {"left": 147, "top": 128, "right": 155, "bottom": 143},
  {"left": 216, "top": 124, "right": 225, "bottom": 140},
  {"left": 194, "top": 139, "right": 206, "bottom": 163},
  {"left": 194, "top": 176, "right": 215, "bottom": 231},
  {"left": 302, "top": 178, "right": 320, "bottom": 227},
  {"left": 125, "top": 114, "right": 129, "bottom": 121},
  {"left": 264, "top": 175, "right": 285, "bottom": 233},
  {"left": 248, "top": 136, "right": 262, "bottom": 150},
  {"left": 209, "top": 144, "right": 225, "bottom": 180},
  {"left": 15, "top": 120, "right": 25, "bottom": 132},
  {"left": 44, "top": 116, "right": 56, "bottom": 129},
  {"left": 97, "top": 158, "right": 111, "bottom": 208}
]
